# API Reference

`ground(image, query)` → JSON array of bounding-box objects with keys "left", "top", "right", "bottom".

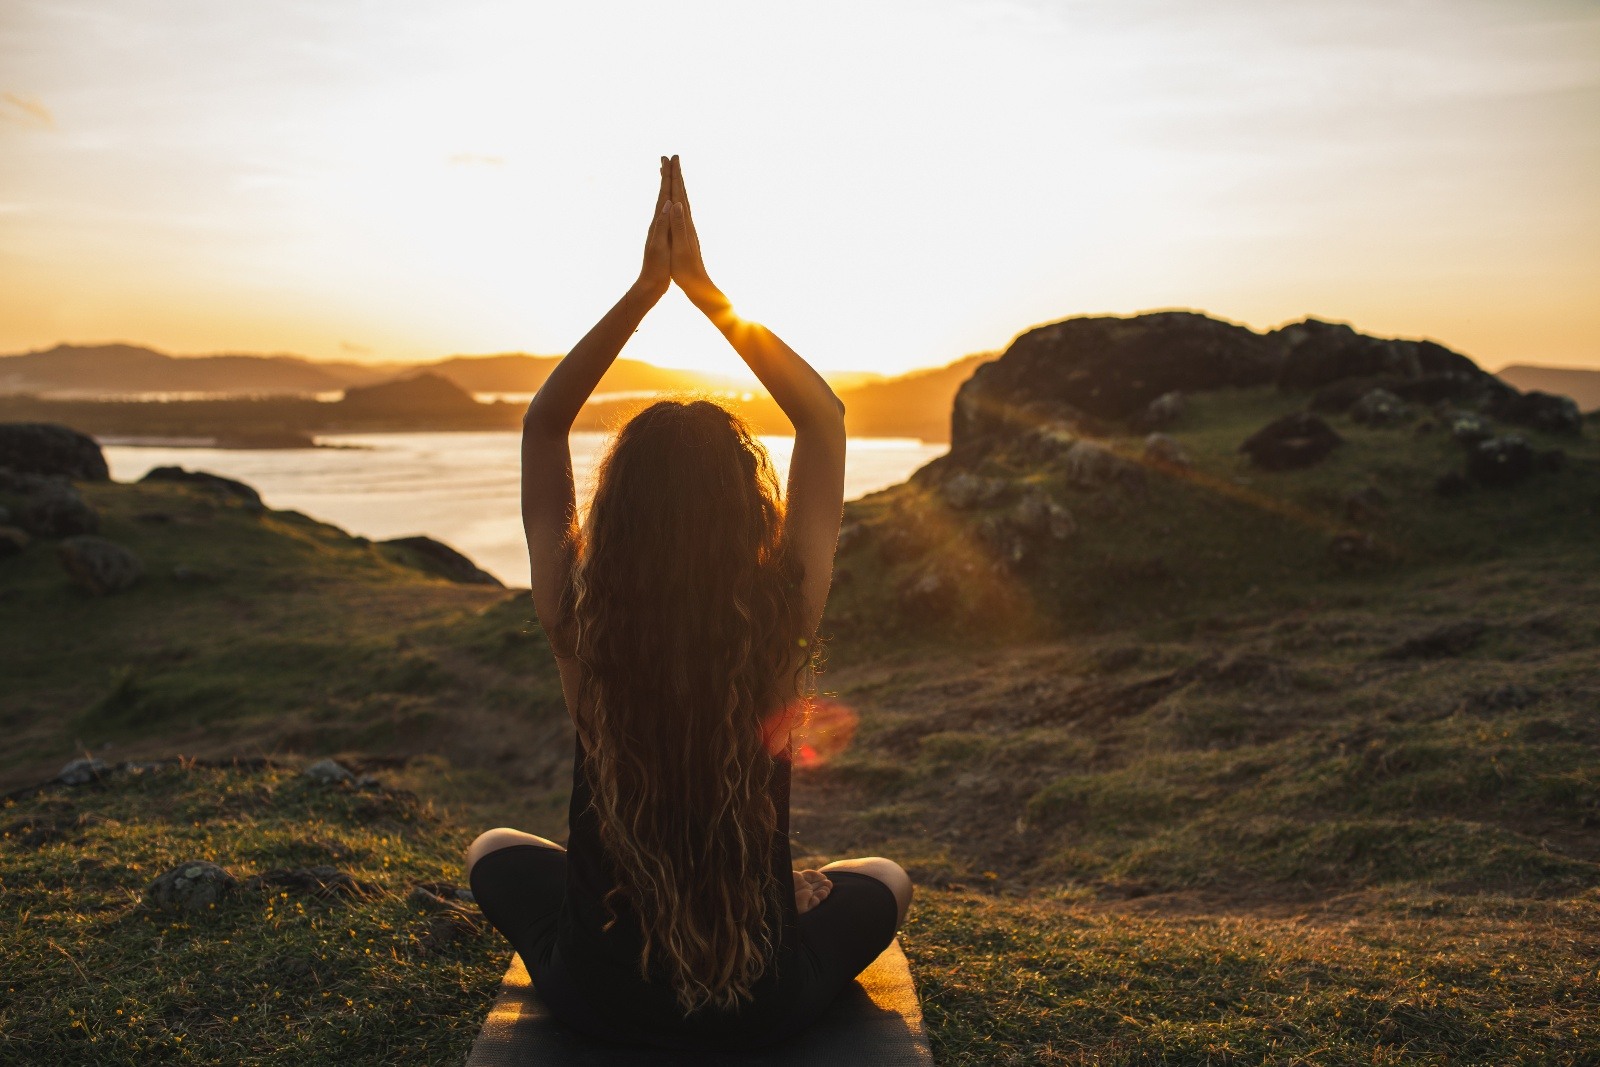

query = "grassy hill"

[{"left": 3, "top": 369, "right": 1599, "bottom": 1062}]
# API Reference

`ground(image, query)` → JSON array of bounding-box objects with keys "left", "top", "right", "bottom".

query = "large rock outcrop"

[
  {"left": 940, "top": 312, "right": 1571, "bottom": 469},
  {"left": 0, "top": 423, "right": 109, "bottom": 481},
  {"left": 949, "top": 313, "right": 1280, "bottom": 460}
]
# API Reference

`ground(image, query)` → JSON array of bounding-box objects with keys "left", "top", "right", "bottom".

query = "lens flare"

[{"left": 790, "top": 698, "right": 859, "bottom": 769}]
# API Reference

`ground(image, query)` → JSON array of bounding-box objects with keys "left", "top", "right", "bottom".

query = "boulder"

[
  {"left": 145, "top": 861, "right": 238, "bottom": 912},
  {"left": 1011, "top": 490, "right": 1076, "bottom": 540},
  {"left": 140, "top": 466, "right": 264, "bottom": 510},
  {"left": 382, "top": 536, "right": 503, "bottom": 586},
  {"left": 1062, "top": 441, "right": 1142, "bottom": 489},
  {"left": 1491, "top": 390, "right": 1583, "bottom": 437},
  {"left": 978, "top": 516, "right": 1029, "bottom": 570},
  {"left": 0, "top": 423, "right": 109, "bottom": 481},
  {"left": 1446, "top": 411, "right": 1494, "bottom": 445},
  {"left": 57, "top": 536, "right": 142, "bottom": 594},
  {"left": 59, "top": 757, "right": 110, "bottom": 785},
  {"left": 1274, "top": 322, "right": 1421, "bottom": 391},
  {"left": 1240, "top": 413, "right": 1343, "bottom": 471},
  {"left": 949, "top": 312, "right": 1281, "bottom": 460},
  {"left": 19, "top": 485, "right": 99, "bottom": 537},
  {"left": 1142, "top": 433, "right": 1191, "bottom": 468},
  {"left": 303, "top": 758, "right": 355, "bottom": 784},
  {"left": 940, "top": 471, "right": 1009, "bottom": 510},
  {"left": 1349, "top": 388, "right": 1410, "bottom": 427},
  {"left": 0, "top": 525, "right": 28, "bottom": 557},
  {"left": 1467, "top": 435, "right": 1535, "bottom": 488},
  {"left": 1137, "top": 390, "right": 1185, "bottom": 430}
]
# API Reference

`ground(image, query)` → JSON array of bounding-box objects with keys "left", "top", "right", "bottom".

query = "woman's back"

[{"left": 554, "top": 738, "right": 804, "bottom": 1050}]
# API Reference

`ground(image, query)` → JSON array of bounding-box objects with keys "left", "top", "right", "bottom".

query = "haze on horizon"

[{"left": 1, "top": 0, "right": 1597, "bottom": 377}]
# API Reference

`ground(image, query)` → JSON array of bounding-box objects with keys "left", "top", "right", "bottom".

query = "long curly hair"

[{"left": 566, "top": 399, "right": 811, "bottom": 1015}]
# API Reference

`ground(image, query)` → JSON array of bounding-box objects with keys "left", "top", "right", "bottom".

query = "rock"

[
  {"left": 949, "top": 312, "right": 1282, "bottom": 461},
  {"left": 0, "top": 525, "right": 28, "bottom": 557},
  {"left": 139, "top": 466, "right": 264, "bottom": 510},
  {"left": 1491, "top": 389, "right": 1583, "bottom": 437},
  {"left": 59, "top": 757, "right": 110, "bottom": 785},
  {"left": 0, "top": 423, "right": 109, "bottom": 481},
  {"left": 978, "top": 516, "right": 1029, "bottom": 569},
  {"left": 1138, "top": 390, "right": 1185, "bottom": 430},
  {"left": 1384, "top": 619, "right": 1488, "bottom": 659},
  {"left": 1447, "top": 411, "right": 1494, "bottom": 444},
  {"left": 1063, "top": 441, "right": 1142, "bottom": 489},
  {"left": 145, "top": 861, "right": 238, "bottom": 912},
  {"left": 1142, "top": 433, "right": 1191, "bottom": 468},
  {"left": 303, "top": 758, "right": 355, "bottom": 784},
  {"left": 1240, "top": 413, "right": 1343, "bottom": 471},
  {"left": 1349, "top": 388, "right": 1410, "bottom": 427},
  {"left": 381, "top": 535, "right": 503, "bottom": 586},
  {"left": 19, "top": 485, "right": 99, "bottom": 537},
  {"left": 940, "top": 471, "right": 1009, "bottom": 510},
  {"left": 1011, "top": 490, "right": 1076, "bottom": 540},
  {"left": 1467, "top": 435, "right": 1535, "bottom": 488},
  {"left": 56, "top": 536, "right": 142, "bottom": 594},
  {"left": 1433, "top": 470, "right": 1471, "bottom": 497}
]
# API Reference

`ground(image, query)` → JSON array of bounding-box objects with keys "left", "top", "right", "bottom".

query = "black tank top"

[{"left": 554, "top": 737, "right": 804, "bottom": 1049}]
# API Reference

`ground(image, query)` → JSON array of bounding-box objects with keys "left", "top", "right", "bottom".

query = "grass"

[
  {"left": 0, "top": 761, "right": 503, "bottom": 1065},
  {"left": 3, "top": 389, "right": 1599, "bottom": 1062}
]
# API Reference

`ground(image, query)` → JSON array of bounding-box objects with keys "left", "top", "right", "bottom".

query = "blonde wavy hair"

[{"left": 567, "top": 399, "right": 811, "bottom": 1014}]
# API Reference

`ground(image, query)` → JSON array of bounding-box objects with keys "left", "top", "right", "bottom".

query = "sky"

[{"left": 1, "top": 0, "right": 1597, "bottom": 377}]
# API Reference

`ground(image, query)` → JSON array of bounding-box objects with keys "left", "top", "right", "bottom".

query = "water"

[{"left": 103, "top": 432, "right": 945, "bottom": 586}]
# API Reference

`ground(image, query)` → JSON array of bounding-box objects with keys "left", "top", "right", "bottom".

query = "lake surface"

[{"left": 103, "top": 432, "right": 946, "bottom": 587}]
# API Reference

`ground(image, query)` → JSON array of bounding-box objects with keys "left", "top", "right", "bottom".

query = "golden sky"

[{"left": 2, "top": 0, "right": 1597, "bottom": 375}]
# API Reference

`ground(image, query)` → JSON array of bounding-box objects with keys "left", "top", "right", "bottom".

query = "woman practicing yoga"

[{"left": 465, "top": 156, "right": 913, "bottom": 1052}]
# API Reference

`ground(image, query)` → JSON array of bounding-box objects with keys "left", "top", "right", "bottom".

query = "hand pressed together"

[{"left": 793, "top": 869, "right": 833, "bottom": 915}]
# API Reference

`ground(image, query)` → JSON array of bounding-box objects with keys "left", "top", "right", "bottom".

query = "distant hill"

[
  {"left": 0, "top": 344, "right": 393, "bottom": 396},
  {"left": 1498, "top": 364, "right": 1600, "bottom": 413},
  {"left": 837, "top": 353, "right": 992, "bottom": 440}
]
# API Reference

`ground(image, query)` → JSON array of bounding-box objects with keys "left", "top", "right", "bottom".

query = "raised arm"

[
  {"left": 522, "top": 160, "right": 672, "bottom": 649},
  {"left": 666, "top": 157, "right": 846, "bottom": 639}
]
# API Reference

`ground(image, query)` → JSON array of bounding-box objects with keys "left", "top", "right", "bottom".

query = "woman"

[{"left": 465, "top": 156, "right": 913, "bottom": 1052}]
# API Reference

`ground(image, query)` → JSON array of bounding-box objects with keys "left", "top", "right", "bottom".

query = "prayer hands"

[
  {"left": 664, "top": 155, "right": 722, "bottom": 309},
  {"left": 793, "top": 869, "right": 833, "bottom": 915}
]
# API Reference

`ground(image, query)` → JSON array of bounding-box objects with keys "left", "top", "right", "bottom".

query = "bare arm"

[
  {"left": 666, "top": 157, "right": 846, "bottom": 639},
  {"left": 522, "top": 161, "right": 672, "bottom": 646}
]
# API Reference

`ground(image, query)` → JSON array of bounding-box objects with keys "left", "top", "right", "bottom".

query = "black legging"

[{"left": 470, "top": 844, "right": 899, "bottom": 1050}]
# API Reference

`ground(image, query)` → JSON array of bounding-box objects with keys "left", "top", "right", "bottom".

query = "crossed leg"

[
  {"left": 466, "top": 826, "right": 564, "bottom": 880},
  {"left": 819, "top": 856, "right": 914, "bottom": 926}
]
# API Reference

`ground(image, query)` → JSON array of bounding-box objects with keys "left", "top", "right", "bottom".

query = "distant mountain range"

[
  {"left": 0, "top": 342, "right": 997, "bottom": 443},
  {"left": 1497, "top": 365, "right": 1600, "bottom": 413},
  {"left": 0, "top": 343, "right": 735, "bottom": 399}
]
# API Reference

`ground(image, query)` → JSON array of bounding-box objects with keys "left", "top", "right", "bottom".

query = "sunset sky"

[{"left": 2, "top": 0, "right": 1597, "bottom": 377}]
